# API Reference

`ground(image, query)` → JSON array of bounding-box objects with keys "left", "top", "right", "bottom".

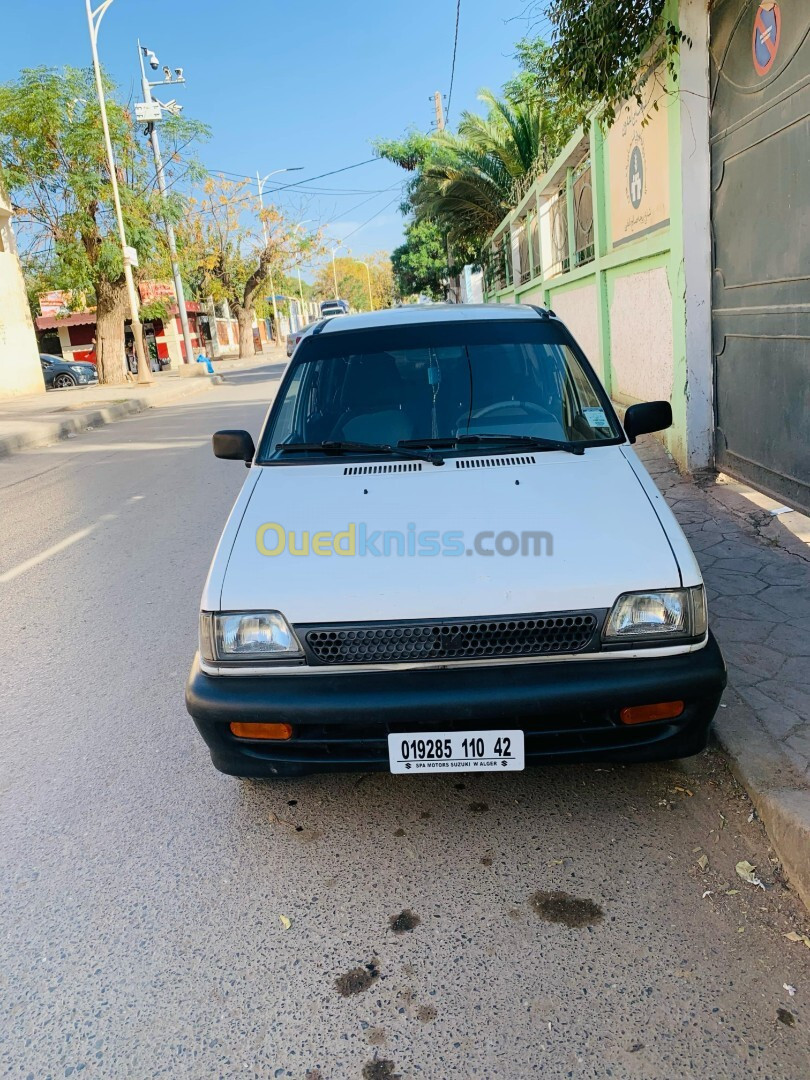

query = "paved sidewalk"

[
  {"left": 637, "top": 437, "right": 810, "bottom": 907},
  {"left": 0, "top": 347, "right": 286, "bottom": 458}
]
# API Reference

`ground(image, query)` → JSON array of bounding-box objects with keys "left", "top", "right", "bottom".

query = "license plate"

[{"left": 388, "top": 730, "right": 524, "bottom": 774}]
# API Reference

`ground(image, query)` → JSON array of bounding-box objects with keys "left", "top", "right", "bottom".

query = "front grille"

[{"left": 301, "top": 612, "right": 599, "bottom": 666}]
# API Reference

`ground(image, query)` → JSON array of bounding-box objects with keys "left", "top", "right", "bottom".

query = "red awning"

[
  {"left": 36, "top": 302, "right": 202, "bottom": 331},
  {"left": 36, "top": 311, "right": 97, "bottom": 331}
]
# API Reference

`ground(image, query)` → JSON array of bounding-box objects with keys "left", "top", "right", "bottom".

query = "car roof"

[{"left": 317, "top": 303, "right": 546, "bottom": 334}]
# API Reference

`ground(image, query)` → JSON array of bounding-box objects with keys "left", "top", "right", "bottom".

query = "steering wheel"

[{"left": 456, "top": 400, "right": 554, "bottom": 429}]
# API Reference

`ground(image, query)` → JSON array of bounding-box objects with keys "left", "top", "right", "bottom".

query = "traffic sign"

[{"left": 753, "top": 2, "right": 781, "bottom": 76}]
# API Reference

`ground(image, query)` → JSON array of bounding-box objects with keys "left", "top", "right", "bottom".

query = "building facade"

[
  {"left": 484, "top": 0, "right": 809, "bottom": 512},
  {"left": 0, "top": 189, "right": 45, "bottom": 398},
  {"left": 36, "top": 304, "right": 209, "bottom": 369}
]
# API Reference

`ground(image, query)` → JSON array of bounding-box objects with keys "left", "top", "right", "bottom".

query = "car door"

[{"left": 40, "top": 358, "right": 54, "bottom": 388}]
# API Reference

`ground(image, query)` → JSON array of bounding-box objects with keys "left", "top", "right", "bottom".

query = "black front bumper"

[{"left": 186, "top": 633, "right": 726, "bottom": 776}]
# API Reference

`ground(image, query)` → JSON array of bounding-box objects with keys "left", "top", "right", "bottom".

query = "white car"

[{"left": 186, "top": 304, "right": 726, "bottom": 778}]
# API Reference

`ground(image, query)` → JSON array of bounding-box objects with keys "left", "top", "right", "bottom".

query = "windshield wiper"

[
  {"left": 275, "top": 440, "right": 445, "bottom": 466},
  {"left": 401, "top": 434, "right": 584, "bottom": 456},
  {"left": 456, "top": 433, "right": 584, "bottom": 456}
]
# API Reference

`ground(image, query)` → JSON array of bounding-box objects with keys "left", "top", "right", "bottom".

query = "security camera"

[
  {"left": 174, "top": 68, "right": 184, "bottom": 82},
  {"left": 163, "top": 66, "right": 172, "bottom": 81}
]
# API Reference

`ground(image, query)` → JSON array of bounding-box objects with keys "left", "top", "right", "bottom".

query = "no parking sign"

[{"left": 753, "top": 2, "right": 781, "bottom": 76}]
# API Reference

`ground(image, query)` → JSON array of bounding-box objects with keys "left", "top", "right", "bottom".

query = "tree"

[
  {"left": 311, "top": 253, "right": 395, "bottom": 312},
  {"left": 0, "top": 66, "right": 207, "bottom": 383},
  {"left": 183, "top": 176, "right": 321, "bottom": 357},
  {"left": 391, "top": 220, "right": 449, "bottom": 300},
  {"left": 514, "top": 1, "right": 684, "bottom": 130},
  {"left": 375, "top": 89, "right": 553, "bottom": 254},
  {"left": 367, "top": 252, "right": 396, "bottom": 310}
]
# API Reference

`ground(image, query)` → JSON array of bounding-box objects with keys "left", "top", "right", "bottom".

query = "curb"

[
  {"left": 713, "top": 686, "right": 810, "bottom": 910},
  {"left": 0, "top": 377, "right": 218, "bottom": 460}
]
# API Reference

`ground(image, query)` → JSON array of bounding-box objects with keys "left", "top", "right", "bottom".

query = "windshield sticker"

[{"left": 582, "top": 407, "right": 609, "bottom": 429}]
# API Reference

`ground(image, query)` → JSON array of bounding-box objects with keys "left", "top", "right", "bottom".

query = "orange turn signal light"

[
  {"left": 620, "top": 701, "right": 684, "bottom": 725},
  {"left": 229, "top": 722, "right": 293, "bottom": 740}
]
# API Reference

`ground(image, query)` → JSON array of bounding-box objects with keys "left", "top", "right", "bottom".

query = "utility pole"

[
  {"left": 256, "top": 168, "right": 303, "bottom": 345},
  {"left": 85, "top": 0, "right": 150, "bottom": 384},
  {"left": 433, "top": 90, "right": 445, "bottom": 132},
  {"left": 137, "top": 42, "right": 194, "bottom": 365}
]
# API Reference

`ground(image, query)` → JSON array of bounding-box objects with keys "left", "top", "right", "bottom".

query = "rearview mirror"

[
  {"left": 623, "top": 401, "right": 672, "bottom": 443},
  {"left": 213, "top": 429, "right": 255, "bottom": 466}
]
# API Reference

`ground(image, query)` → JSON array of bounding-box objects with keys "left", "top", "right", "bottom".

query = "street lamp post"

[
  {"left": 256, "top": 168, "right": 303, "bottom": 345},
  {"left": 290, "top": 219, "right": 313, "bottom": 329},
  {"left": 136, "top": 41, "right": 195, "bottom": 367},
  {"left": 85, "top": 0, "right": 151, "bottom": 384},
  {"left": 331, "top": 247, "right": 341, "bottom": 297},
  {"left": 356, "top": 258, "right": 374, "bottom": 311}
]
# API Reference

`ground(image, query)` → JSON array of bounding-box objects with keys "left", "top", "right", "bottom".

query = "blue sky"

[{"left": 2, "top": 1, "right": 540, "bottom": 280}]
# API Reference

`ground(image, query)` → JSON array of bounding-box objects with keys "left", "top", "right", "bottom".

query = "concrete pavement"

[
  {"left": 1, "top": 366, "right": 809, "bottom": 1078},
  {"left": 637, "top": 439, "right": 810, "bottom": 910}
]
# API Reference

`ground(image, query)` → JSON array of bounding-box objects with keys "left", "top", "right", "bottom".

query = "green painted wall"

[{"left": 485, "top": 0, "right": 688, "bottom": 463}]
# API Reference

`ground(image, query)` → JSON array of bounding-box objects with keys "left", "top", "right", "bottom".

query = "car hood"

[{"left": 214, "top": 446, "right": 682, "bottom": 622}]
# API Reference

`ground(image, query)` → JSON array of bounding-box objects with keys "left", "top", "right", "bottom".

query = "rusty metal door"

[{"left": 710, "top": 0, "right": 810, "bottom": 510}]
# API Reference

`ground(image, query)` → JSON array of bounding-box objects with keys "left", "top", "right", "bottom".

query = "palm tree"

[
  {"left": 458, "top": 89, "right": 550, "bottom": 179},
  {"left": 380, "top": 89, "right": 550, "bottom": 254}
]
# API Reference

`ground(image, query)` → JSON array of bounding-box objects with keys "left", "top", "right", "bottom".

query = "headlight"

[
  {"left": 603, "top": 586, "right": 706, "bottom": 643},
  {"left": 199, "top": 611, "right": 302, "bottom": 661},
  {"left": 71, "top": 365, "right": 87, "bottom": 374}
]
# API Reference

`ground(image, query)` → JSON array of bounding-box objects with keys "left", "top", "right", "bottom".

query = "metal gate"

[{"left": 710, "top": 0, "right": 810, "bottom": 510}]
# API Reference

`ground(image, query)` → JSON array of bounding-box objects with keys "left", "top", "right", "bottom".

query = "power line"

[
  {"left": 193, "top": 173, "right": 401, "bottom": 223},
  {"left": 205, "top": 158, "right": 381, "bottom": 195},
  {"left": 446, "top": 0, "right": 462, "bottom": 123},
  {"left": 205, "top": 174, "right": 391, "bottom": 196},
  {"left": 337, "top": 196, "right": 401, "bottom": 245}
]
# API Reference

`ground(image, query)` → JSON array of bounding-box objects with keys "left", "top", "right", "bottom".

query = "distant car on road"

[
  {"left": 40, "top": 354, "right": 99, "bottom": 390},
  {"left": 285, "top": 321, "right": 320, "bottom": 357},
  {"left": 319, "top": 299, "right": 349, "bottom": 318}
]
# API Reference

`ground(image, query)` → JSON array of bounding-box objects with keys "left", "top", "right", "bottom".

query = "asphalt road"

[{"left": 1, "top": 363, "right": 808, "bottom": 1080}]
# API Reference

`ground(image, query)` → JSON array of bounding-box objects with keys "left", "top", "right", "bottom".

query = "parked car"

[
  {"left": 186, "top": 303, "right": 726, "bottom": 778},
  {"left": 285, "top": 321, "right": 319, "bottom": 358},
  {"left": 40, "top": 354, "right": 99, "bottom": 390}
]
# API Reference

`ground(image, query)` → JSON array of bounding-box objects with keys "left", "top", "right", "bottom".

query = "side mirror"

[
  {"left": 213, "top": 429, "right": 255, "bottom": 466},
  {"left": 623, "top": 401, "right": 672, "bottom": 443}
]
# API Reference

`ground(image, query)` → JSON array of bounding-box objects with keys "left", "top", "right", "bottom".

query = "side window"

[
  {"left": 272, "top": 364, "right": 307, "bottom": 444},
  {"left": 562, "top": 346, "right": 613, "bottom": 437}
]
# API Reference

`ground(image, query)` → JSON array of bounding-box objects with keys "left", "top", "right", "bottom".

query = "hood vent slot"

[
  {"left": 344, "top": 462, "right": 423, "bottom": 476},
  {"left": 456, "top": 454, "right": 536, "bottom": 469}
]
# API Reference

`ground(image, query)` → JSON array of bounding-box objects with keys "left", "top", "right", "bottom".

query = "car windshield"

[{"left": 258, "top": 320, "right": 622, "bottom": 462}]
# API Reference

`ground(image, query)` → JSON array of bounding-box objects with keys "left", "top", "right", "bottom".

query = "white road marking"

[
  {"left": 0, "top": 513, "right": 117, "bottom": 584},
  {"left": 43, "top": 440, "right": 206, "bottom": 453}
]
